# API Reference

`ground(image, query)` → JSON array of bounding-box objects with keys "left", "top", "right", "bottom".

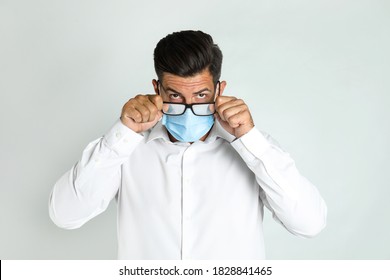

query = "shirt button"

[{"left": 115, "top": 132, "right": 122, "bottom": 138}]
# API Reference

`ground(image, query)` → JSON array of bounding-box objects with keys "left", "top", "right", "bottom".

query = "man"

[{"left": 49, "top": 30, "right": 327, "bottom": 259}]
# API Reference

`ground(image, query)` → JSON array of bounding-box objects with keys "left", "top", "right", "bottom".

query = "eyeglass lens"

[{"left": 162, "top": 103, "right": 215, "bottom": 116}]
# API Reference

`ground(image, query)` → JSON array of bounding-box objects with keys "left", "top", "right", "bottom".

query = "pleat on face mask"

[{"left": 162, "top": 109, "right": 214, "bottom": 142}]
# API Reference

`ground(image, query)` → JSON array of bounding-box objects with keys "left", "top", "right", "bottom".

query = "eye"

[
  {"left": 169, "top": 93, "right": 182, "bottom": 100},
  {"left": 197, "top": 93, "right": 207, "bottom": 99}
]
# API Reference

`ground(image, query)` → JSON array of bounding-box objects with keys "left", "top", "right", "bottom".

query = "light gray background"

[{"left": 1, "top": 0, "right": 389, "bottom": 259}]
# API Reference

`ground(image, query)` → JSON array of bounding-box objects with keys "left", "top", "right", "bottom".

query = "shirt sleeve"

[
  {"left": 49, "top": 119, "right": 143, "bottom": 229},
  {"left": 231, "top": 127, "right": 327, "bottom": 238}
]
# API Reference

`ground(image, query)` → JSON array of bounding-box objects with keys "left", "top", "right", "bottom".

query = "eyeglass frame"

[{"left": 156, "top": 80, "right": 221, "bottom": 116}]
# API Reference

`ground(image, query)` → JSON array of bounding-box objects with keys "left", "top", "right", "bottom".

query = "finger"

[
  {"left": 226, "top": 110, "right": 251, "bottom": 128},
  {"left": 215, "top": 96, "right": 236, "bottom": 108},
  {"left": 149, "top": 95, "right": 163, "bottom": 111},
  {"left": 135, "top": 95, "right": 162, "bottom": 122},
  {"left": 220, "top": 104, "right": 247, "bottom": 123},
  {"left": 138, "top": 97, "right": 160, "bottom": 122},
  {"left": 215, "top": 97, "right": 234, "bottom": 121},
  {"left": 217, "top": 98, "right": 245, "bottom": 112},
  {"left": 216, "top": 98, "right": 245, "bottom": 121},
  {"left": 123, "top": 104, "right": 143, "bottom": 123},
  {"left": 123, "top": 98, "right": 150, "bottom": 123}
]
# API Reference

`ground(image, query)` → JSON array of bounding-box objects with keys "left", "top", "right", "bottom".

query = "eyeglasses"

[
  {"left": 157, "top": 80, "right": 220, "bottom": 116},
  {"left": 162, "top": 102, "right": 215, "bottom": 116}
]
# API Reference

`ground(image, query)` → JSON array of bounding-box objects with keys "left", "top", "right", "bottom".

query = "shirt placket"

[{"left": 181, "top": 144, "right": 196, "bottom": 260}]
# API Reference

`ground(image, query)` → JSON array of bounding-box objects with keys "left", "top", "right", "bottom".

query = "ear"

[
  {"left": 218, "top": 81, "right": 227, "bottom": 96},
  {"left": 152, "top": 79, "right": 159, "bottom": 94}
]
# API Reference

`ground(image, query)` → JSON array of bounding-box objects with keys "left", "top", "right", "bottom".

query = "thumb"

[
  {"left": 140, "top": 110, "right": 163, "bottom": 132},
  {"left": 214, "top": 112, "right": 234, "bottom": 135},
  {"left": 150, "top": 110, "right": 163, "bottom": 126}
]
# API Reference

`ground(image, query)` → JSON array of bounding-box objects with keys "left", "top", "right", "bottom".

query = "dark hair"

[{"left": 153, "top": 30, "right": 223, "bottom": 85}]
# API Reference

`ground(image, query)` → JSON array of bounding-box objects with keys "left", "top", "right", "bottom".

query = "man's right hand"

[{"left": 120, "top": 94, "right": 163, "bottom": 133}]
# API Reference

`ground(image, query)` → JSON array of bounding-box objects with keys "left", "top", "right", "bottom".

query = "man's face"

[{"left": 153, "top": 69, "right": 223, "bottom": 104}]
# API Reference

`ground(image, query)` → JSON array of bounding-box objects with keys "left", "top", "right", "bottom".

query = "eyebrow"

[{"left": 164, "top": 86, "right": 212, "bottom": 95}]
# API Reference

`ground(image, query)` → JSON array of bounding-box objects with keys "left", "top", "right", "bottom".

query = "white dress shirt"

[{"left": 49, "top": 119, "right": 327, "bottom": 259}]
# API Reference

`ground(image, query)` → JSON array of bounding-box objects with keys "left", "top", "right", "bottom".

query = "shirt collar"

[
  {"left": 145, "top": 121, "right": 171, "bottom": 143},
  {"left": 204, "top": 119, "right": 236, "bottom": 143},
  {"left": 145, "top": 119, "right": 236, "bottom": 144}
]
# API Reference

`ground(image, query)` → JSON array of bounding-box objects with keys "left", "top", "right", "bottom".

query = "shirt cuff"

[
  {"left": 103, "top": 119, "right": 144, "bottom": 155},
  {"left": 231, "top": 126, "right": 272, "bottom": 161}
]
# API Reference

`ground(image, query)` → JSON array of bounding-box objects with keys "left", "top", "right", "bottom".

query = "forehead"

[{"left": 161, "top": 69, "right": 214, "bottom": 90}]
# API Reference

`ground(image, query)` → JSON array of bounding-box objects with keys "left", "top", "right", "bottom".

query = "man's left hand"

[{"left": 215, "top": 96, "right": 255, "bottom": 138}]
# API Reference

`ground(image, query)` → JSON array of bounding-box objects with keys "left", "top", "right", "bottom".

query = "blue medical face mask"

[{"left": 162, "top": 109, "right": 214, "bottom": 142}]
